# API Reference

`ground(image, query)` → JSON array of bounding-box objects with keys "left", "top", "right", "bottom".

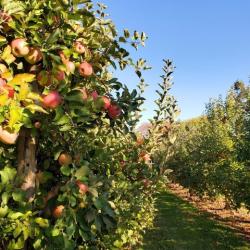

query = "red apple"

[
  {"left": 139, "top": 152, "right": 151, "bottom": 163},
  {"left": 73, "top": 41, "right": 86, "bottom": 54},
  {"left": 101, "top": 96, "right": 111, "bottom": 110},
  {"left": 76, "top": 180, "right": 89, "bottom": 194},
  {"left": 120, "top": 160, "right": 126, "bottom": 168},
  {"left": 52, "top": 205, "right": 64, "bottom": 218},
  {"left": 65, "top": 61, "right": 75, "bottom": 74},
  {"left": 108, "top": 104, "right": 121, "bottom": 119},
  {"left": 24, "top": 47, "right": 43, "bottom": 64},
  {"left": 78, "top": 62, "right": 93, "bottom": 77},
  {"left": 0, "top": 78, "right": 6, "bottom": 87},
  {"left": 37, "top": 71, "right": 52, "bottom": 86},
  {"left": 80, "top": 87, "right": 88, "bottom": 101},
  {"left": 55, "top": 71, "right": 65, "bottom": 81},
  {"left": 11, "top": 38, "right": 30, "bottom": 57},
  {"left": 34, "top": 121, "right": 41, "bottom": 129},
  {"left": 42, "top": 91, "right": 62, "bottom": 109},
  {"left": 0, "top": 126, "right": 18, "bottom": 144},
  {"left": 142, "top": 179, "right": 151, "bottom": 188},
  {"left": 58, "top": 152, "right": 72, "bottom": 166},
  {"left": 91, "top": 90, "right": 98, "bottom": 100}
]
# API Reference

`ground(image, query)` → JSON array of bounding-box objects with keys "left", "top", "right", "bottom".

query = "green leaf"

[
  {"left": 0, "top": 166, "right": 17, "bottom": 184},
  {"left": 8, "top": 211, "right": 23, "bottom": 219},
  {"left": 13, "top": 225, "right": 22, "bottom": 238},
  {"left": 33, "top": 239, "right": 42, "bottom": 249},
  {"left": 12, "top": 189, "right": 26, "bottom": 203},
  {"left": 51, "top": 228, "right": 60, "bottom": 237},
  {"left": 35, "top": 217, "right": 49, "bottom": 228},
  {"left": 74, "top": 165, "right": 90, "bottom": 179},
  {"left": 88, "top": 187, "right": 98, "bottom": 198},
  {"left": 0, "top": 206, "right": 8, "bottom": 217},
  {"left": 60, "top": 165, "right": 71, "bottom": 176}
]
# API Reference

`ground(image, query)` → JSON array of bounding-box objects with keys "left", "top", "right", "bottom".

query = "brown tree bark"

[{"left": 17, "top": 128, "right": 37, "bottom": 202}]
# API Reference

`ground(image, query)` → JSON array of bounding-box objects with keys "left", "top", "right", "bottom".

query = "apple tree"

[{"left": 0, "top": 0, "right": 178, "bottom": 249}]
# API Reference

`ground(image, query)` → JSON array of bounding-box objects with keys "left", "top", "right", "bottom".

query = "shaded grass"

[{"left": 142, "top": 191, "right": 250, "bottom": 250}]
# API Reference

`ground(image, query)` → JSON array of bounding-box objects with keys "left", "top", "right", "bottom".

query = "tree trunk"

[{"left": 17, "top": 128, "right": 37, "bottom": 202}]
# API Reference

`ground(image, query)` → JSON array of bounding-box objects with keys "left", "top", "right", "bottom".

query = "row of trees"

[
  {"left": 0, "top": 0, "right": 178, "bottom": 249},
  {"left": 167, "top": 81, "right": 250, "bottom": 208}
]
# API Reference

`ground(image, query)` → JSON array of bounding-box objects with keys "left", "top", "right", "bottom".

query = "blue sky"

[{"left": 100, "top": 0, "right": 250, "bottom": 121}]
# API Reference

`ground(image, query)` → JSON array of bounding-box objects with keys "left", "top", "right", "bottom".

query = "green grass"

[{"left": 142, "top": 191, "right": 250, "bottom": 250}]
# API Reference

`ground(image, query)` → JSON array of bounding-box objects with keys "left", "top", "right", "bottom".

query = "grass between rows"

[{"left": 142, "top": 191, "right": 250, "bottom": 250}]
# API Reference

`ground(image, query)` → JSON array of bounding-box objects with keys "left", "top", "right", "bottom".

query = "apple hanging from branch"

[
  {"left": 78, "top": 61, "right": 93, "bottom": 77},
  {"left": 11, "top": 38, "right": 30, "bottom": 57},
  {"left": 24, "top": 47, "right": 43, "bottom": 64},
  {"left": 42, "top": 91, "right": 62, "bottom": 109}
]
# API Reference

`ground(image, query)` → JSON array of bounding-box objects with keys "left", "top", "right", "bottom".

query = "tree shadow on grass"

[{"left": 142, "top": 191, "right": 250, "bottom": 250}]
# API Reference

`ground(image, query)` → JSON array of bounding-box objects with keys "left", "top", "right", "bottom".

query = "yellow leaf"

[
  {"left": 8, "top": 73, "right": 35, "bottom": 86},
  {"left": 25, "top": 104, "right": 48, "bottom": 114},
  {"left": 27, "top": 92, "right": 43, "bottom": 102},
  {"left": 8, "top": 104, "right": 22, "bottom": 128},
  {"left": 0, "top": 35, "right": 6, "bottom": 43},
  {"left": 18, "top": 82, "right": 29, "bottom": 101},
  {"left": 1, "top": 45, "right": 16, "bottom": 65},
  {"left": 1, "top": 71, "right": 13, "bottom": 81},
  {"left": 0, "top": 93, "right": 8, "bottom": 106}
]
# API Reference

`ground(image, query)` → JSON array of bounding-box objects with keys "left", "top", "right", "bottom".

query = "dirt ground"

[{"left": 168, "top": 183, "right": 250, "bottom": 241}]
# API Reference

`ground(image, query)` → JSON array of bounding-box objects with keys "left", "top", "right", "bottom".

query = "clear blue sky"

[{"left": 100, "top": 0, "right": 250, "bottom": 121}]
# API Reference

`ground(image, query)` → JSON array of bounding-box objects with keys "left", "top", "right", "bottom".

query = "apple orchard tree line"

[
  {"left": 167, "top": 82, "right": 250, "bottom": 208},
  {"left": 0, "top": 0, "right": 179, "bottom": 249}
]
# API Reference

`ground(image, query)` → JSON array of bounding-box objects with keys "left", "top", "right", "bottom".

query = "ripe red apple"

[
  {"left": 11, "top": 38, "right": 30, "bottom": 57},
  {"left": 142, "top": 179, "right": 151, "bottom": 188},
  {"left": 120, "top": 160, "right": 126, "bottom": 168},
  {"left": 91, "top": 90, "right": 98, "bottom": 100},
  {"left": 76, "top": 180, "right": 89, "bottom": 194},
  {"left": 42, "top": 91, "right": 62, "bottom": 109},
  {"left": 108, "top": 104, "right": 121, "bottom": 119},
  {"left": 139, "top": 152, "right": 151, "bottom": 163},
  {"left": 0, "top": 12, "right": 12, "bottom": 32},
  {"left": 37, "top": 71, "right": 52, "bottom": 86},
  {"left": 52, "top": 205, "right": 64, "bottom": 218},
  {"left": 65, "top": 61, "right": 75, "bottom": 74},
  {"left": 0, "top": 126, "right": 18, "bottom": 144},
  {"left": 0, "top": 78, "right": 6, "bottom": 86},
  {"left": 55, "top": 71, "right": 65, "bottom": 81},
  {"left": 73, "top": 41, "right": 86, "bottom": 54},
  {"left": 34, "top": 121, "right": 41, "bottom": 129},
  {"left": 101, "top": 96, "right": 111, "bottom": 110},
  {"left": 79, "top": 87, "right": 88, "bottom": 101},
  {"left": 24, "top": 47, "right": 43, "bottom": 64},
  {"left": 58, "top": 152, "right": 72, "bottom": 166},
  {"left": 78, "top": 62, "right": 93, "bottom": 77}
]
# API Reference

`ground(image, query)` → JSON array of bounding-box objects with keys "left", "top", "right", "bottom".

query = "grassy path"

[{"left": 142, "top": 191, "right": 250, "bottom": 250}]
